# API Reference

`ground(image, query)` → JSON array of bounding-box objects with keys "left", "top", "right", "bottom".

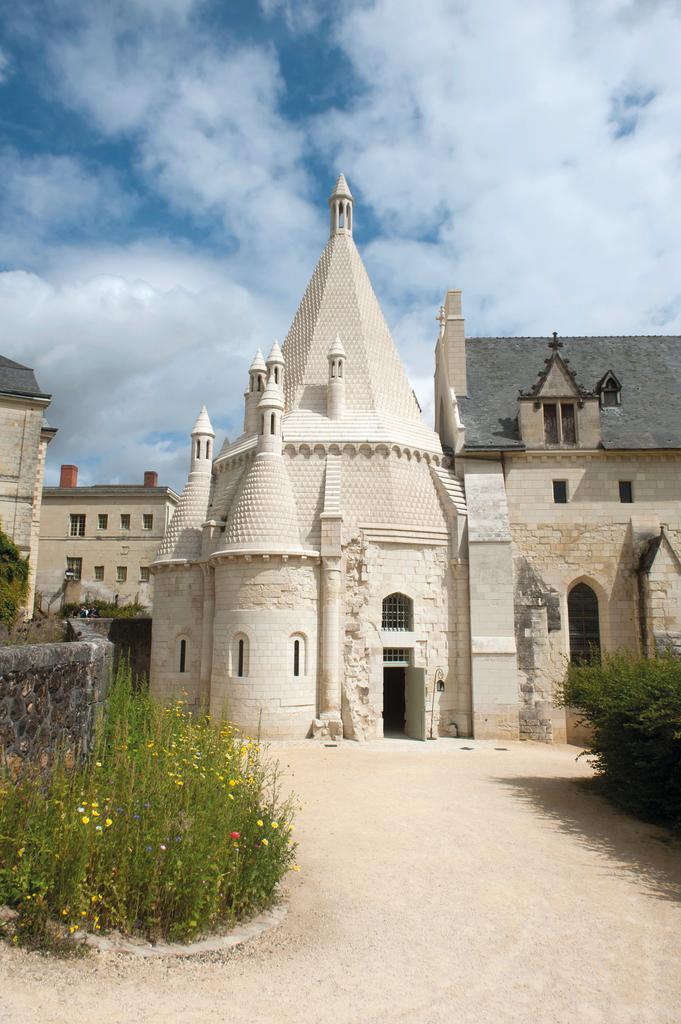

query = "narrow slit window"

[
  {"left": 238, "top": 638, "right": 244, "bottom": 677},
  {"left": 206, "top": 441, "right": 211, "bottom": 459},
  {"left": 274, "top": 367, "right": 279, "bottom": 384},
  {"left": 196, "top": 440, "right": 201, "bottom": 458},
  {"left": 270, "top": 412, "right": 276, "bottom": 435},
  {"left": 543, "top": 403, "right": 559, "bottom": 444},
  {"left": 179, "top": 639, "right": 186, "bottom": 673},
  {"left": 293, "top": 639, "right": 300, "bottom": 677},
  {"left": 338, "top": 360, "right": 343, "bottom": 378}
]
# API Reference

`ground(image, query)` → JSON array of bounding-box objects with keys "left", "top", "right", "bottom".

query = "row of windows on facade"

[
  {"left": 69, "top": 513, "right": 154, "bottom": 536},
  {"left": 66, "top": 557, "right": 149, "bottom": 583},
  {"left": 552, "top": 479, "right": 633, "bottom": 504},
  {"left": 176, "top": 634, "right": 306, "bottom": 677}
]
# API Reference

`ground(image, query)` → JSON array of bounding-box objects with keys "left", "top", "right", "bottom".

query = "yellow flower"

[
  {"left": 291, "top": 865, "right": 301, "bottom": 872},
  {"left": 69, "top": 925, "right": 77, "bottom": 934},
  {"left": 95, "top": 761, "right": 102, "bottom": 768},
  {"left": 61, "top": 908, "right": 69, "bottom": 916},
  {"left": 105, "top": 818, "right": 113, "bottom": 828},
  {"left": 81, "top": 816, "right": 90, "bottom": 824},
  {"left": 80, "top": 911, "right": 87, "bottom": 917},
  {"left": 92, "top": 810, "right": 100, "bottom": 818},
  {"left": 17, "top": 847, "right": 25, "bottom": 858},
  {"left": 228, "top": 794, "right": 234, "bottom": 801},
  {"left": 271, "top": 822, "right": 279, "bottom": 829},
  {"left": 228, "top": 779, "right": 237, "bottom": 787},
  {"left": 261, "top": 838, "right": 269, "bottom": 846},
  {"left": 175, "top": 779, "right": 184, "bottom": 786},
  {"left": 91, "top": 802, "right": 99, "bottom": 809},
  {"left": 257, "top": 820, "right": 264, "bottom": 827}
]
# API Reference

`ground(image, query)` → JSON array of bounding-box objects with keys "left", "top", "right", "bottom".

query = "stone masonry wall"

[
  {"left": 66, "top": 617, "right": 152, "bottom": 686},
  {"left": 0, "top": 636, "right": 113, "bottom": 763},
  {"left": 505, "top": 451, "right": 681, "bottom": 742},
  {"left": 342, "top": 535, "right": 455, "bottom": 740}
]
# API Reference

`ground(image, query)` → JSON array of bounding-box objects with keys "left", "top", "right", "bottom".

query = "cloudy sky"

[{"left": 1, "top": 0, "right": 680, "bottom": 490}]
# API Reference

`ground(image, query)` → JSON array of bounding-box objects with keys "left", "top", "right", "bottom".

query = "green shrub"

[
  {"left": 0, "top": 665, "right": 298, "bottom": 951},
  {"left": 0, "top": 525, "right": 29, "bottom": 629},
  {"left": 559, "top": 651, "right": 681, "bottom": 826},
  {"left": 62, "top": 599, "right": 149, "bottom": 619}
]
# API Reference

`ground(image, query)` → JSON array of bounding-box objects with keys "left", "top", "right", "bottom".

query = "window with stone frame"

[
  {"left": 543, "top": 402, "right": 577, "bottom": 445},
  {"left": 98, "top": 514, "right": 108, "bottom": 530},
  {"left": 69, "top": 514, "right": 86, "bottom": 536},
  {"left": 94, "top": 565, "right": 104, "bottom": 581},
  {"left": 382, "top": 593, "right": 413, "bottom": 631},
  {"left": 143, "top": 514, "right": 153, "bottom": 530},
  {"left": 66, "top": 557, "right": 82, "bottom": 580},
  {"left": 116, "top": 566, "right": 127, "bottom": 582},
  {"left": 139, "top": 566, "right": 150, "bottom": 582},
  {"left": 120, "top": 514, "right": 130, "bottom": 530}
]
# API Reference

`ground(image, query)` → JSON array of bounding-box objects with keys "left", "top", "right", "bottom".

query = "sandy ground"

[{"left": 2, "top": 737, "right": 681, "bottom": 1024}]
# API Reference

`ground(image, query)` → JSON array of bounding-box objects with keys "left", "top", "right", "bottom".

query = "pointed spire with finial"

[{"left": 328, "top": 173, "right": 354, "bottom": 237}]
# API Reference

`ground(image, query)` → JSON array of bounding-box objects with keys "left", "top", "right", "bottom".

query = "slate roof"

[
  {"left": 0, "top": 355, "right": 50, "bottom": 400},
  {"left": 460, "top": 335, "right": 681, "bottom": 451}
]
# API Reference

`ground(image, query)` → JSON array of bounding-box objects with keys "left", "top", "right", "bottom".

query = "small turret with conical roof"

[
  {"left": 155, "top": 404, "right": 215, "bottom": 561},
  {"left": 244, "top": 349, "right": 267, "bottom": 434},
  {"left": 327, "top": 334, "right": 346, "bottom": 419},
  {"left": 257, "top": 341, "right": 285, "bottom": 455},
  {"left": 329, "top": 172, "right": 353, "bottom": 237}
]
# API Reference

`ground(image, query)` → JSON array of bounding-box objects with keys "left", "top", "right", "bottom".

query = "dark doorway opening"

[{"left": 383, "top": 666, "right": 406, "bottom": 734}]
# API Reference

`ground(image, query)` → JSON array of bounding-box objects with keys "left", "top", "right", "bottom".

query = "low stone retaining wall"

[
  {"left": 0, "top": 636, "right": 113, "bottom": 762},
  {"left": 66, "top": 617, "right": 151, "bottom": 686}
]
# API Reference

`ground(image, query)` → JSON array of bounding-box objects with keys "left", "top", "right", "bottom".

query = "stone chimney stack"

[
  {"left": 60, "top": 464, "right": 78, "bottom": 488},
  {"left": 442, "top": 289, "right": 467, "bottom": 397},
  {"left": 144, "top": 471, "right": 158, "bottom": 488}
]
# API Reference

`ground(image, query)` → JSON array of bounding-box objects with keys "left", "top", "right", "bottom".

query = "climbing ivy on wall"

[{"left": 0, "top": 522, "right": 29, "bottom": 628}]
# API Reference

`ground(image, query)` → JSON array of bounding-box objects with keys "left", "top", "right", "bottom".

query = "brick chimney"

[
  {"left": 144, "top": 471, "right": 158, "bottom": 488},
  {"left": 60, "top": 464, "right": 78, "bottom": 488}
]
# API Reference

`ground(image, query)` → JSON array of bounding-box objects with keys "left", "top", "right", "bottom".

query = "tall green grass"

[{"left": 0, "top": 665, "right": 297, "bottom": 950}]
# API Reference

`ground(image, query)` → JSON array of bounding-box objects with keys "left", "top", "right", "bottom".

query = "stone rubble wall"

[{"left": 0, "top": 635, "right": 113, "bottom": 763}]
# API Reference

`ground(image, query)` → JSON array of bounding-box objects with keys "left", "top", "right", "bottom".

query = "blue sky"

[{"left": 1, "top": 0, "right": 680, "bottom": 490}]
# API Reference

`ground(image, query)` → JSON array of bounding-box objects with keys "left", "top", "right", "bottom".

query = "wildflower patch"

[{"left": 0, "top": 664, "right": 297, "bottom": 952}]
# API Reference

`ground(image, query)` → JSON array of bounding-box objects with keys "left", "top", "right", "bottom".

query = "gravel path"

[{"left": 2, "top": 738, "right": 681, "bottom": 1024}]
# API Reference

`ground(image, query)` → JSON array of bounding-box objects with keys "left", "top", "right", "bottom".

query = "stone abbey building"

[{"left": 150, "top": 175, "right": 681, "bottom": 742}]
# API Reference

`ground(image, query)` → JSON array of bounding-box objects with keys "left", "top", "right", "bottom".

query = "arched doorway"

[{"left": 568, "top": 583, "right": 601, "bottom": 664}]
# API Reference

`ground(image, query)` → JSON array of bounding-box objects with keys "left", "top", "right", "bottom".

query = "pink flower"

[{"left": 230, "top": 831, "right": 240, "bottom": 840}]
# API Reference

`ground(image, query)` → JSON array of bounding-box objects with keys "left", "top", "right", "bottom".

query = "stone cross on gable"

[
  {"left": 548, "top": 331, "right": 563, "bottom": 352},
  {"left": 437, "top": 305, "right": 446, "bottom": 328}
]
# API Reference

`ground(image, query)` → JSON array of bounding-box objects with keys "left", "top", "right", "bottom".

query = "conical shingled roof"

[
  {"left": 282, "top": 231, "right": 422, "bottom": 423},
  {"left": 329, "top": 173, "right": 352, "bottom": 200},
  {"left": 155, "top": 472, "right": 211, "bottom": 561},
  {"left": 192, "top": 404, "right": 215, "bottom": 436},
  {"left": 221, "top": 457, "right": 304, "bottom": 553}
]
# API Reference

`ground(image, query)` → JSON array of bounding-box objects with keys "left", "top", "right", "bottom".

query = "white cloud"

[
  {"left": 0, "top": 244, "right": 287, "bottom": 490},
  {"left": 0, "top": 49, "right": 11, "bottom": 83},
  {"left": 316, "top": 0, "right": 681, "bottom": 349}
]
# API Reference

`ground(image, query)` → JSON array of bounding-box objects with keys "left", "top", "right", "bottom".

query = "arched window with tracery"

[
  {"left": 568, "top": 583, "right": 601, "bottom": 664},
  {"left": 382, "top": 593, "right": 413, "bottom": 631}
]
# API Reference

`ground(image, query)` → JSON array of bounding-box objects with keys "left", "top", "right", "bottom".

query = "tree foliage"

[
  {"left": 0, "top": 523, "right": 29, "bottom": 628},
  {"left": 559, "top": 651, "right": 681, "bottom": 827}
]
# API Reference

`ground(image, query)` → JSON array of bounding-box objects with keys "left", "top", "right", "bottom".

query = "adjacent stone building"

[
  {"left": 0, "top": 355, "right": 56, "bottom": 615},
  {"left": 150, "top": 175, "right": 681, "bottom": 742},
  {"left": 37, "top": 466, "right": 178, "bottom": 613}
]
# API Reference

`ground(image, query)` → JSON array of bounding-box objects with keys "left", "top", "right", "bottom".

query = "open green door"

[{"left": 405, "top": 667, "right": 427, "bottom": 741}]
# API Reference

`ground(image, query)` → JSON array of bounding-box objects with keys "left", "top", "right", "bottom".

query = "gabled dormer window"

[{"left": 597, "top": 371, "right": 622, "bottom": 408}]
